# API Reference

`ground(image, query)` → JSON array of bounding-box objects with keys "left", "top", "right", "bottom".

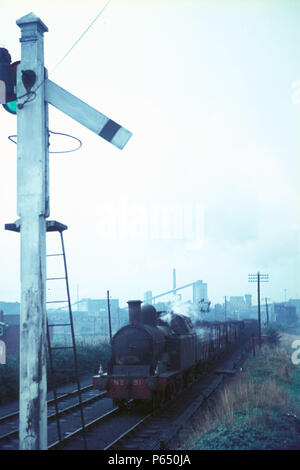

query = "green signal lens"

[{"left": 3, "top": 100, "right": 17, "bottom": 115}]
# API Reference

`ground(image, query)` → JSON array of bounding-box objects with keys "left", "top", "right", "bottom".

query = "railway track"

[
  {"left": 0, "top": 383, "right": 94, "bottom": 424},
  {"left": 103, "top": 342, "right": 250, "bottom": 450},
  {"left": 0, "top": 384, "right": 108, "bottom": 450},
  {"left": 0, "top": 337, "right": 251, "bottom": 450},
  {"left": 48, "top": 404, "right": 123, "bottom": 449},
  {"left": 103, "top": 372, "right": 225, "bottom": 450},
  {"left": 54, "top": 338, "right": 251, "bottom": 450},
  {"left": 52, "top": 402, "right": 153, "bottom": 450}
]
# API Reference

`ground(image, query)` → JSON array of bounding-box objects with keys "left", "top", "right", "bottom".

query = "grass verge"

[{"left": 175, "top": 333, "right": 300, "bottom": 450}]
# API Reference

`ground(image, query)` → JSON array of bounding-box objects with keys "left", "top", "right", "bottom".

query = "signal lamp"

[{"left": 0, "top": 48, "right": 19, "bottom": 115}]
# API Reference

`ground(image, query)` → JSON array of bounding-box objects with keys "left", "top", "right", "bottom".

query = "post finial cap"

[{"left": 16, "top": 12, "right": 48, "bottom": 33}]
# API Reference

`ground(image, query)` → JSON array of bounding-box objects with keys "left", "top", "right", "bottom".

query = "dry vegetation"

[
  {"left": 175, "top": 336, "right": 300, "bottom": 450},
  {"left": 0, "top": 341, "right": 111, "bottom": 405}
]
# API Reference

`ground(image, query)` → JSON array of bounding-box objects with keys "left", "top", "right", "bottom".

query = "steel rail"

[
  {"left": 0, "top": 387, "right": 107, "bottom": 445},
  {"left": 48, "top": 406, "right": 121, "bottom": 449},
  {"left": 103, "top": 413, "right": 153, "bottom": 450},
  {"left": 0, "top": 384, "right": 96, "bottom": 425}
]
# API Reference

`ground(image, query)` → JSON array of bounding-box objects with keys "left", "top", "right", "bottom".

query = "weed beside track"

[
  {"left": 0, "top": 341, "right": 111, "bottom": 405},
  {"left": 175, "top": 332, "right": 300, "bottom": 450}
]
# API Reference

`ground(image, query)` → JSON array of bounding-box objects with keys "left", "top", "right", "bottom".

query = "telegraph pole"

[
  {"left": 224, "top": 296, "right": 227, "bottom": 321},
  {"left": 257, "top": 273, "right": 261, "bottom": 345},
  {"left": 107, "top": 290, "right": 112, "bottom": 344},
  {"left": 248, "top": 272, "right": 269, "bottom": 349},
  {"left": 265, "top": 297, "right": 269, "bottom": 325},
  {"left": 16, "top": 13, "right": 49, "bottom": 450}
]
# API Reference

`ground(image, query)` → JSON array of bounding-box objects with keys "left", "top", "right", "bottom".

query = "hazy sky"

[{"left": 0, "top": 0, "right": 299, "bottom": 307}]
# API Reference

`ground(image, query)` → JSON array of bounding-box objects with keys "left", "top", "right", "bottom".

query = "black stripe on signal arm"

[{"left": 99, "top": 119, "right": 121, "bottom": 142}]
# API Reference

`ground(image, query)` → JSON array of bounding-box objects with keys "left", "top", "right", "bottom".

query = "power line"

[
  {"left": 19, "top": 0, "right": 112, "bottom": 100},
  {"left": 9, "top": 2, "right": 114, "bottom": 154},
  {"left": 50, "top": 0, "right": 113, "bottom": 75}
]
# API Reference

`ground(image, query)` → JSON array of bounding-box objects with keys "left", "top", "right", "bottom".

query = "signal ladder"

[{"left": 5, "top": 219, "right": 87, "bottom": 449}]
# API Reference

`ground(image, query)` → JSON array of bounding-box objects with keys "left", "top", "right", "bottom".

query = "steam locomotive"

[{"left": 93, "top": 300, "right": 244, "bottom": 407}]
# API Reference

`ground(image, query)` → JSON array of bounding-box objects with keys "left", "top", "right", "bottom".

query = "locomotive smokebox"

[
  {"left": 141, "top": 304, "right": 157, "bottom": 327},
  {"left": 127, "top": 300, "right": 142, "bottom": 325}
]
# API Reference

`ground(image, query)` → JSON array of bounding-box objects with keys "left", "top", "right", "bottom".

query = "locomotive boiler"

[{"left": 93, "top": 300, "right": 243, "bottom": 407}]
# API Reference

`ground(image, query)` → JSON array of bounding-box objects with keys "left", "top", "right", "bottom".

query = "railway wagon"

[{"left": 93, "top": 300, "right": 244, "bottom": 406}]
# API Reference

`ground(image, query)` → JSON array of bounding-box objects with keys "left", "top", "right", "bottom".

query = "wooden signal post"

[
  {"left": 17, "top": 13, "right": 49, "bottom": 450},
  {"left": 13, "top": 12, "right": 132, "bottom": 450}
]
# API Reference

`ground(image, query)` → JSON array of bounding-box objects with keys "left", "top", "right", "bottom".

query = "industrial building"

[
  {"left": 0, "top": 298, "right": 124, "bottom": 350},
  {"left": 274, "top": 302, "right": 298, "bottom": 324},
  {"left": 144, "top": 279, "right": 208, "bottom": 305}
]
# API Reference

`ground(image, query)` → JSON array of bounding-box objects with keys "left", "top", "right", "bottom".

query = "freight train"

[{"left": 93, "top": 300, "right": 245, "bottom": 407}]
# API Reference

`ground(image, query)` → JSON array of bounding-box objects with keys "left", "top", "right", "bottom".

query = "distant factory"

[
  {"left": 273, "top": 302, "right": 297, "bottom": 324},
  {"left": 0, "top": 297, "right": 127, "bottom": 352},
  {"left": 213, "top": 295, "right": 254, "bottom": 321},
  {"left": 144, "top": 279, "right": 208, "bottom": 305},
  {"left": 47, "top": 297, "right": 126, "bottom": 344},
  {"left": 0, "top": 289, "right": 299, "bottom": 355}
]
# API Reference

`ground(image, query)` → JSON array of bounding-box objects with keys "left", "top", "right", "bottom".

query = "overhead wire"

[
  {"left": 32, "top": 0, "right": 113, "bottom": 95},
  {"left": 11, "top": 0, "right": 113, "bottom": 153},
  {"left": 50, "top": 0, "right": 113, "bottom": 75}
]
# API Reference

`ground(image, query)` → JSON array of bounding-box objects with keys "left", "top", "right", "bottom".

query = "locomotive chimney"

[{"left": 127, "top": 300, "right": 142, "bottom": 325}]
